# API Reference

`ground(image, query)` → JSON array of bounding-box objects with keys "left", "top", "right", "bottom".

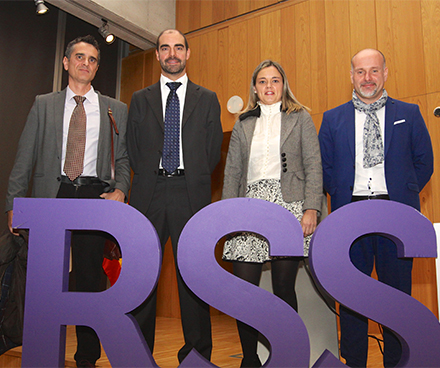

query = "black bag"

[{"left": 0, "top": 229, "right": 28, "bottom": 355}]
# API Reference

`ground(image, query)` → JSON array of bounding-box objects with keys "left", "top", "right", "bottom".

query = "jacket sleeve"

[
  {"left": 299, "top": 110, "right": 323, "bottom": 212},
  {"left": 206, "top": 91, "right": 223, "bottom": 173},
  {"left": 112, "top": 100, "right": 131, "bottom": 198},
  {"left": 5, "top": 97, "right": 41, "bottom": 212},
  {"left": 222, "top": 121, "right": 244, "bottom": 199},
  {"left": 411, "top": 105, "right": 433, "bottom": 191},
  {"left": 318, "top": 111, "right": 335, "bottom": 196}
]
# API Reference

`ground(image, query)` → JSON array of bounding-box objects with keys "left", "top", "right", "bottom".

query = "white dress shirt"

[
  {"left": 353, "top": 106, "right": 388, "bottom": 196},
  {"left": 247, "top": 102, "right": 282, "bottom": 185}
]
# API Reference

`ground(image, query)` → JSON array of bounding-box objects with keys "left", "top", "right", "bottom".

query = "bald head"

[
  {"left": 351, "top": 49, "right": 386, "bottom": 71},
  {"left": 350, "top": 48, "right": 388, "bottom": 104}
]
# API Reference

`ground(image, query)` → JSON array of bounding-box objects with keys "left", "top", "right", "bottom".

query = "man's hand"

[
  {"left": 7, "top": 210, "right": 19, "bottom": 236},
  {"left": 301, "top": 209, "right": 318, "bottom": 237},
  {"left": 100, "top": 188, "right": 125, "bottom": 203}
]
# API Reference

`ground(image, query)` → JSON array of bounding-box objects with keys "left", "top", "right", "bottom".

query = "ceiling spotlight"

[
  {"left": 35, "top": 0, "right": 49, "bottom": 15},
  {"left": 98, "top": 19, "right": 115, "bottom": 44}
]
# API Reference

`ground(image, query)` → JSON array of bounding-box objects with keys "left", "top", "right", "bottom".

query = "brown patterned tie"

[{"left": 63, "top": 95, "right": 86, "bottom": 181}]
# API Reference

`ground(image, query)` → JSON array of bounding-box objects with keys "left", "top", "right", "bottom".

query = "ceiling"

[{"left": 46, "top": 0, "right": 176, "bottom": 50}]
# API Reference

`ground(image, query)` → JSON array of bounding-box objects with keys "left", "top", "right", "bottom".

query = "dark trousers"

[
  {"left": 340, "top": 234, "right": 413, "bottom": 368},
  {"left": 131, "top": 176, "right": 212, "bottom": 363},
  {"left": 57, "top": 182, "right": 106, "bottom": 364}
]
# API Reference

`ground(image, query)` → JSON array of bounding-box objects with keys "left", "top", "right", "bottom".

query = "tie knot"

[
  {"left": 166, "top": 82, "right": 182, "bottom": 92},
  {"left": 74, "top": 95, "right": 86, "bottom": 105}
]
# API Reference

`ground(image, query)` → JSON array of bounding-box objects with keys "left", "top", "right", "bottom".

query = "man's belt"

[
  {"left": 60, "top": 175, "right": 105, "bottom": 186},
  {"left": 351, "top": 194, "right": 390, "bottom": 202},
  {"left": 158, "top": 169, "right": 185, "bottom": 177}
]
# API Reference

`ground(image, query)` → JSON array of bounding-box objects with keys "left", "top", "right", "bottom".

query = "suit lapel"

[
  {"left": 346, "top": 102, "right": 356, "bottom": 161},
  {"left": 182, "top": 80, "right": 201, "bottom": 128},
  {"left": 242, "top": 117, "right": 257, "bottom": 155},
  {"left": 97, "top": 92, "right": 110, "bottom": 175},
  {"left": 146, "top": 82, "right": 164, "bottom": 130},
  {"left": 54, "top": 89, "right": 67, "bottom": 159},
  {"left": 384, "top": 98, "right": 396, "bottom": 157},
  {"left": 280, "top": 112, "right": 297, "bottom": 147}
]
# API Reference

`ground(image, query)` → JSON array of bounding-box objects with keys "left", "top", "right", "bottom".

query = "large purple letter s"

[{"left": 310, "top": 200, "right": 440, "bottom": 367}]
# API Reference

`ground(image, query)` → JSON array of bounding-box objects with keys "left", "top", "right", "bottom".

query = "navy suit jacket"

[{"left": 319, "top": 97, "right": 433, "bottom": 211}]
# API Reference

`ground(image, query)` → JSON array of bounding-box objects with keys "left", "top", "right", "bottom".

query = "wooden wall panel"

[
  {"left": 376, "top": 1, "right": 426, "bottom": 99},
  {"left": 309, "top": 0, "right": 328, "bottom": 114},
  {"left": 177, "top": 0, "right": 284, "bottom": 34},
  {"left": 246, "top": 17, "right": 262, "bottom": 77},
  {"left": 324, "top": 0, "right": 352, "bottom": 109},
  {"left": 421, "top": 0, "right": 440, "bottom": 94},
  {"left": 427, "top": 92, "right": 440, "bottom": 223},
  {"left": 294, "top": 1, "right": 312, "bottom": 108},
  {"left": 348, "top": 0, "right": 377, "bottom": 53},
  {"left": 280, "top": 5, "right": 296, "bottom": 96},
  {"left": 259, "top": 11, "right": 282, "bottom": 62},
  {"left": 120, "top": 52, "right": 145, "bottom": 108},
  {"left": 217, "top": 27, "right": 234, "bottom": 132}
]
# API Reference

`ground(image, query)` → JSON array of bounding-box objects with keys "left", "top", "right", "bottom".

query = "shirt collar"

[
  {"left": 160, "top": 73, "right": 188, "bottom": 89},
  {"left": 66, "top": 85, "right": 98, "bottom": 104}
]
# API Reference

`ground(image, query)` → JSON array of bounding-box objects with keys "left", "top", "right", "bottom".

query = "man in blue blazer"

[
  {"left": 319, "top": 49, "right": 433, "bottom": 367},
  {"left": 6, "top": 35, "right": 130, "bottom": 367},
  {"left": 127, "top": 29, "right": 223, "bottom": 363}
]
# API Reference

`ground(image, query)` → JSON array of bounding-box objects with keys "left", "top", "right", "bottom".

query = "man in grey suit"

[
  {"left": 5, "top": 35, "right": 130, "bottom": 367},
  {"left": 127, "top": 29, "right": 223, "bottom": 363}
]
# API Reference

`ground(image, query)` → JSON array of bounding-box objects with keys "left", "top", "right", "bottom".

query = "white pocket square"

[{"left": 394, "top": 119, "right": 406, "bottom": 125}]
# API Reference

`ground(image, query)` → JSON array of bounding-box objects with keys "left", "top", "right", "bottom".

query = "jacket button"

[
  {"left": 282, "top": 163, "right": 287, "bottom": 168},
  {"left": 282, "top": 157, "right": 286, "bottom": 162},
  {"left": 283, "top": 168, "right": 287, "bottom": 172},
  {"left": 57, "top": 177, "right": 61, "bottom": 181},
  {"left": 281, "top": 153, "right": 286, "bottom": 157}
]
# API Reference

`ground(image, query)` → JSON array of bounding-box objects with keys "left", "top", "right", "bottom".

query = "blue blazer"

[{"left": 319, "top": 97, "right": 433, "bottom": 211}]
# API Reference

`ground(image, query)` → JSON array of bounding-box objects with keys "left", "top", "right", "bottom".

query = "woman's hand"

[{"left": 301, "top": 209, "right": 317, "bottom": 237}]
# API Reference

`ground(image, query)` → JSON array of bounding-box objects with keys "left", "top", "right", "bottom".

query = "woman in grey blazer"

[{"left": 222, "top": 60, "right": 323, "bottom": 367}]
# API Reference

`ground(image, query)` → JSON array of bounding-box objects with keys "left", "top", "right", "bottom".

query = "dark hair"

[
  {"left": 156, "top": 29, "right": 189, "bottom": 51},
  {"left": 65, "top": 35, "right": 100, "bottom": 64}
]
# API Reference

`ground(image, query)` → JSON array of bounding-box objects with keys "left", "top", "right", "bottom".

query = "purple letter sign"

[
  {"left": 309, "top": 200, "right": 440, "bottom": 367},
  {"left": 14, "top": 198, "right": 161, "bottom": 368}
]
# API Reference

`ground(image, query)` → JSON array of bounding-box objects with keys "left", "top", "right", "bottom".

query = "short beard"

[
  {"left": 160, "top": 58, "right": 186, "bottom": 76},
  {"left": 358, "top": 86, "right": 378, "bottom": 99}
]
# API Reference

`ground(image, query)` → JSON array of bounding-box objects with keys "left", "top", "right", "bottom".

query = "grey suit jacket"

[
  {"left": 127, "top": 80, "right": 223, "bottom": 215},
  {"left": 5, "top": 88, "right": 130, "bottom": 212},
  {"left": 222, "top": 107, "right": 323, "bottom": 213}
]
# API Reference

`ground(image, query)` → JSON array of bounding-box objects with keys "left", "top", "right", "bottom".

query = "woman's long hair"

[{"left": 241, "top": 60, "right": 310, "bottom": 115}]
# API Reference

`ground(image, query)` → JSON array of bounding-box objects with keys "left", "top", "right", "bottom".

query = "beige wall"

[{"left": 121, "top": 0, "right": 439, "bottom": 318}]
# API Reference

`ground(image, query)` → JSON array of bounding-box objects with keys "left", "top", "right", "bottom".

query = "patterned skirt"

[{"left": 222, "top": 179, "right": 311, "bottom": 263}]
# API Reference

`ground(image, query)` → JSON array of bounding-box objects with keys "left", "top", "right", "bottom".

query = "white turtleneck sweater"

[{"left": 247, "top": 101, "right": 282, "bottom": 185}]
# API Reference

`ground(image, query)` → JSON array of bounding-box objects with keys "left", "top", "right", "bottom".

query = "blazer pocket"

[
  {"left": 293, "top": 169, "right": 305, "bottom": 180},
  {"left": 407, "top": 182, "right": 420, "bottom": 192}
]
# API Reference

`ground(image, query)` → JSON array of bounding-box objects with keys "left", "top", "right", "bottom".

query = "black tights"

[{"left": 233, "top": 259, "right": 301, "bottom": 367}]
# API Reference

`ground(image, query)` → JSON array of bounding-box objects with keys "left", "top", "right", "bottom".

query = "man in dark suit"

[
  {"left": 127, "top": 29, "right": 223, "bottom": 362},
  {"left": 319, "top": 48, "right": 433, "bottom": 367},
  {"left": 5, "top": 35, "right": 130, "bottom": 367}
]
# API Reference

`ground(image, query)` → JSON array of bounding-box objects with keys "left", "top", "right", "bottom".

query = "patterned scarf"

[{"left": 352, "top": 89, "right": 388, "bottom": 168}]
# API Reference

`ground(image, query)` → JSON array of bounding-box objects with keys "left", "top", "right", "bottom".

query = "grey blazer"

[
  {"left": 5, "top": 88, "right": 130, "bottom": 212},
  {"left": 222, "top": 107, "right": 323, "bottom": 213}
]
